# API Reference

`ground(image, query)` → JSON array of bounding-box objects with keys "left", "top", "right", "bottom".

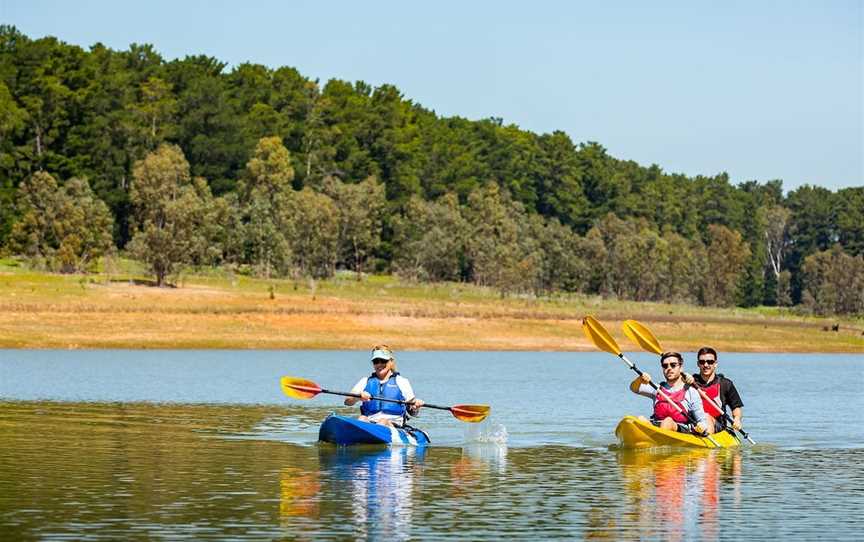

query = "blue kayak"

[{"left": 318, "top": 415, "right": 430, "bottom": 446}]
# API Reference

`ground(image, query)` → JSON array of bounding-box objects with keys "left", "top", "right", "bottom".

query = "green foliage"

[
  {"left": 392, "top": 193, "right": 469, "bottom": 282},
  {"left": 128, "top": 145, "right": 214, "bottom": 285},
  {"left": 283, "top": 188, "right": 339, "bottom": 278},
  {"left": 325, "top": 175, "right": 385, "bottom": 278},
  {"left": 802, "top": 246, "right": 864, "bottom": 315},
  {"left": 9, "top": 171, "right": 114, "bottom": 272},
  {"left": 0, "top": 28, "right": 858, "bottom": 313},
  {"left": 702, "top": 225, "right": 751, "bottom": 307}
]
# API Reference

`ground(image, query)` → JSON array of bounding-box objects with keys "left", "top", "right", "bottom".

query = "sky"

[{"left": 2, "top": 0, "right": 862, "bottom": 192}]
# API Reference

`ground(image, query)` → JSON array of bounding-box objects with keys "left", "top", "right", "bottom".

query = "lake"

[{"left": 1, "top": 350, "right": 863, "bottom": 540}]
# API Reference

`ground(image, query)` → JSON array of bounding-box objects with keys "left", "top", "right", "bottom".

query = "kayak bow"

[
  {"left": 318, "top": 415, "right": 431, "bottom": 447},
  {"left": 615, "top": 415, "right": 739, "bottom": 449}
]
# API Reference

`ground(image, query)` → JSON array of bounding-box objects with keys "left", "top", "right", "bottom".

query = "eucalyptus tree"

[
  {"left": 282, "top": 188, "right": 339, "bottom": 279},
  {"left": 463, "top": 183, "right": 527, "bottom": 293},
  {"left": 701, "top": 224, "right": 751, "bottom": 307},
  {"left": 10, "top": 170, "right": 114, "bottom": 272},
  {"left": 325, "top": 175, "right": 386, "bottom": 278},
  {"left": 236, "top": 136, "right": 295, "bottom": 277},
  {"left": 128, "top": 144, "right": 213, "bottom": 286},
  {"left": 802, "top": 246, "right": 864, "bottom": 315},
  {"left": 392, "top": 193, "right": 469, "bottom": 282}
]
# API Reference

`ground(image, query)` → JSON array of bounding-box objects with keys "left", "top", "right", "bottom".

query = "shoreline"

[{"left": 0, "top": 270, "right": 862, "bottom": 352}]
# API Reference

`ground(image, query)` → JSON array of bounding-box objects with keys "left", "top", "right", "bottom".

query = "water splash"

[{"left": 463, "top": 421, "right": 509, "bottom": 445}]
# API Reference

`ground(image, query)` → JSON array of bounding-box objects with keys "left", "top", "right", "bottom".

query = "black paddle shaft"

[{"left": 320, "top": 388, "right": 451, "bottom": 412}]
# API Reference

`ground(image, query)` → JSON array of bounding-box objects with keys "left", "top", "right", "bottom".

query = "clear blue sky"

[{"left": 3, "top": 0, "right": 862, "bottom": 192}]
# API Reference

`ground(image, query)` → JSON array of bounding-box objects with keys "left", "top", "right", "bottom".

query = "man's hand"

[
  {"left": 640, "top": 373, "right": 652, "bottom": 384},
  {"left": 732, "top": 417, "right": 743, "bottom": 431}
]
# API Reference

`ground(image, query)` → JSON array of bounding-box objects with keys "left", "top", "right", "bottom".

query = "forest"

[{"left": 1, "top": 26, "right": 862, "bottom": 315}]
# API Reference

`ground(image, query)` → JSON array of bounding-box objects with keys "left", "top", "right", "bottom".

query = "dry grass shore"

[{"left": 0, "top": 262, "right": 862, "bottom": 352}]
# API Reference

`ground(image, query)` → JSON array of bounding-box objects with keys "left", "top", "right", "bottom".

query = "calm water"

[{"left": 1, "top": 350, "right": 863, "bottom": 540}]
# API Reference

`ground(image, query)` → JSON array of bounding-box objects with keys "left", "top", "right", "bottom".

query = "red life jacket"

[
  {"left": 697, "top": 378, "right": 724, "bottom": 418},
  {"left": 653, "top": 386, "right": 689, "bottom": 423}
]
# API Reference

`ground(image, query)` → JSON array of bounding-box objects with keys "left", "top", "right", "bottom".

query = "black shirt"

[{"left": 691, "top": 372, "right": 744, "bottom": 411}]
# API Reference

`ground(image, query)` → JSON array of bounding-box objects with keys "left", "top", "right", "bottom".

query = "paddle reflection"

[
  {"left": 616, "top": 448, "right": 742, "bottom": 542},
  {"left": 318, "top": 446, "right": 426, "bottom": 541},
  {"left": 450, "top": 444, "right": 508, "bottom": 497},
  {"left": 280, "top": 466, "right": 322, "bottom": 521}
]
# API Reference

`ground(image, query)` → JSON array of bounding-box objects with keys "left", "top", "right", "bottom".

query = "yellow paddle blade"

[
  {"left": 582, "top": 316, "right": 622, "bottom": 356},
  {"left": 450, "top": 404, "right": 491, "bottom": 423},
  {"left": 280, "top": 376, "right": 323, "bottom": 400},
  {"left": 622, "top": 320, "right": 663, "bottom": 355}
]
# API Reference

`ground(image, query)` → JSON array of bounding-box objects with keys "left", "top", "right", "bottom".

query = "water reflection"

[
  {"left": 616, "top": 449, "right": 742, "bottom": 541},
  {"left": 315, "top": 446, "right": 425, "bottom": 541}
]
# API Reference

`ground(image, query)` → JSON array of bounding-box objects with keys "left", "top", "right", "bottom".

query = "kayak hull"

[
  {"left": 615, "top": 415, "right": 739, "bottom": 449},
  {"left": 318, "top": 415, "right": 430, "bottom": 446}
]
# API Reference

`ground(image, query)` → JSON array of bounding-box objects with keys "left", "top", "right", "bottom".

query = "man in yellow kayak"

[
  {"left": 684, "top": 346, "right": 744, "bottom": 434},
  {"left": 629, "top": 351, "right": 712, "bottom": 435}
]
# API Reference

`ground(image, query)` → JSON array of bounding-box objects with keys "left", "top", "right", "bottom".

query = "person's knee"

[{"left": 660, "top": 418, "right": 677, "bottom": 431}]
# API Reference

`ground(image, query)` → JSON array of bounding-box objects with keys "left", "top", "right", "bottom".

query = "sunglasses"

[
  {"left": 372, "top": 359, "right": 388, "bottom": 365},
  {"left": 661, "top": 362, "right": 680, "bottom": 369},
  {"left": 697, "top": 359, "right": 717, "bottom": 366}
]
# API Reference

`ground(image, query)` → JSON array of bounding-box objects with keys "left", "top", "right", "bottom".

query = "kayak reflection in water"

[
  {"left": 323, "top": 447, "right": 425, "bottom": 541},
  {"left": 343, "top": 344, "right": 424, "bottom": 427},
  {"left": 616, "top": 449, "right": 743, "bottom": 542},
  {"left": 629, "top": 351, "right": 711, "bottom": 435}
]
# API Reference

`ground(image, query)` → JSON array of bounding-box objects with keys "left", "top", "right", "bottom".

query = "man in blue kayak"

[
  {"left": 344, "top": 344, "right": 424, "bottom": 427},
  {"left": 630, "top": 351, "right": 711, "bottom": 435},
  {"left": 684, "top": 346, "right": 745, "bottom": 434}
]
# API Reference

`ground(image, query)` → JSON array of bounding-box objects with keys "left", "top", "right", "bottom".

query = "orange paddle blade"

[
  {"left": 280, "top": 376, "right": 323, "bottom": 400},
  {"left": 622, "top": 320, "right": 663, "bottom": 355},
  {"left": 582, "top": 316, "right": 622, "bottom": 356},
  {"left": 450, "top": 404, "right": 491, "bottom": 423}
]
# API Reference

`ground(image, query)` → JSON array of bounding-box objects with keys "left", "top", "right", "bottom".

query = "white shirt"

[{"left": 350, "top": 374, "right": 416, "bottom": 422}]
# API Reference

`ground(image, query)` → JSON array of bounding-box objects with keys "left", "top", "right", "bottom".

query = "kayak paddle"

[
  {"left": 622, "top": 319, "right": 756, "bottom": 445},
  {"left": 280, "top": 376, "right": 490, "bottom": 423},
  {"left": 582, "top": 315, "right": 720, "bottom": 447}
]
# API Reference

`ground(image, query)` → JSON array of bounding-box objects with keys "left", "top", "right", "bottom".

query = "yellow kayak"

[{"left": 615, "top": 415, "right": 740, "bottom": 449}]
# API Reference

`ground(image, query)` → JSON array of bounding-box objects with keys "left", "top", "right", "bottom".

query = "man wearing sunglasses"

[
  {"left": 684, "top": 347, "right": 744, "bottom": 433},
  {"left": 630, "top": 351, "right": 710, "bottom": 435}
]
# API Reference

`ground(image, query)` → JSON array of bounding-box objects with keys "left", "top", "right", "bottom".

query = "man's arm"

[{"left": 722, "top": 378, "right": 744, "bottom": 429}]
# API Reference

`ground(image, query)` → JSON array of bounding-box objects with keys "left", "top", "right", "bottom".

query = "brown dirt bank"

[{"left": 0, "top": 279, "right": 861, "bottom": 352}]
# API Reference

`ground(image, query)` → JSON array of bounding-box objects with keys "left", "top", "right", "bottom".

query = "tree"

[
  {"left": 802, "top": 246, "right": 864, "bottom": 315},
  {"left": 128, "top": 144, "right": 212, "bottom": 286},
  {"left": 701, "top": 224, "right": 750, "bottom": 307},
  {"left": 235, "top": 136, "right": 296, "bottom": 277},
  {"left": 10, "top": 171, "right": 113, "bottom": 271},
  {"left": 126, "top": 76, "right": 176, "bottom": 152},
  {"left": 835, "top": 187, "right": 864, "bottom": 257},
  {"left": 392, "top": 193, "right": 469, "bottom": 282},
  {"left": 282, "top": 188, "right": 339, "bottom": 278},
  {"left": 326, "top": 175, "right": 385, "bottom": 278},
  {"left": 463, "top": 183, "right": 530, "bottom": 293}
]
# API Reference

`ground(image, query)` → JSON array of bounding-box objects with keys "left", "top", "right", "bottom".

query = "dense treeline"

[{"left": 1, "top": 27, "right": 862, "bottom": 314}]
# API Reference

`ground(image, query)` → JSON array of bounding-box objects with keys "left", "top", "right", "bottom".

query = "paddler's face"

[
  {"left": 660, "top": 356, "right": 682, "bottom": 382},
  {"left": 697, "top": 354, "right": 717, "bottom": 379},
  {"left": 372, "top": 358, "right": 391, "bottom": 378}
]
